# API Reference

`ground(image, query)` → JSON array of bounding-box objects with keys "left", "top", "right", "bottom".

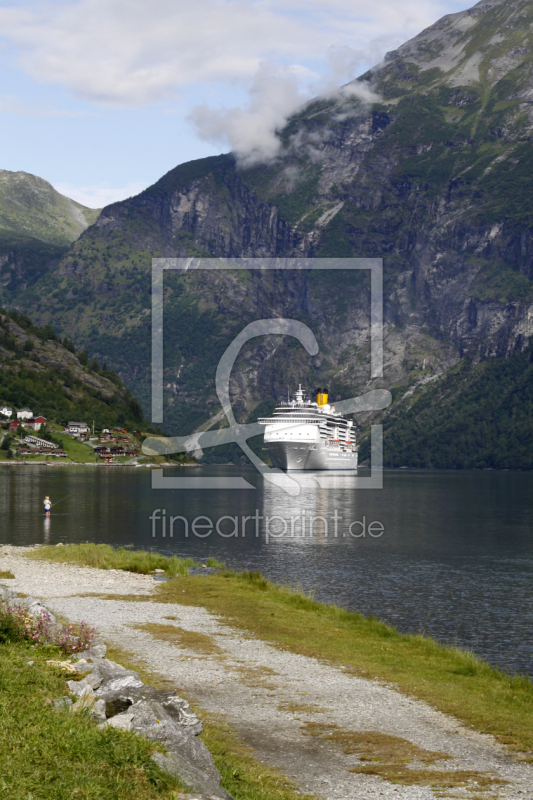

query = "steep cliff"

[{"left": 7, "top": 0, "right": 533, "bottom": 465}]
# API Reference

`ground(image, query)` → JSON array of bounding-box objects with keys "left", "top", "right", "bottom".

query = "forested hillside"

[{"left": 0, "top": 309, "right": 145, "bottom": 431}]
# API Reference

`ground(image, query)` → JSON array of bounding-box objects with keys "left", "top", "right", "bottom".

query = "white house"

[
  {"left": 0, "top": 405, "right": 12, "bottom": 418},
  {"left": 17, "top": 408, "right": 33, "bottom": 420},
  {"left": 26, "top": 416, "right": 47, "bottom": 431},
  {"left": 67, "top": 421, "right": 90, "bottom": 436}
]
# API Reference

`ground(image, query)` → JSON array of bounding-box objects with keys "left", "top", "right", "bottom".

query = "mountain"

[
  {"left": 5, "top": 0, "right": 533, "bottom": 466},
  {"left": 0, "top": 307, "right": 145, "bottom": 432},
  {"left": 0, "top": 171, "right": 100, "bottom": 305}
]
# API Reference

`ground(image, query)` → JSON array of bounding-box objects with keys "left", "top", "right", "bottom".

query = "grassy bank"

[
  {"left": 0, "top": 641, "right": 185, "bottom": 799},
  {"left": 154, "top": 571, "right": 533, "bottom": 756},
  {"left": 27, "top": 543, "right": 196, "bottom": 577}
]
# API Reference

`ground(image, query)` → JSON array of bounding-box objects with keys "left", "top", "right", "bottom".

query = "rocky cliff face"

[{"left": 8, "top": 0, "right": 533, "bottom": 446}]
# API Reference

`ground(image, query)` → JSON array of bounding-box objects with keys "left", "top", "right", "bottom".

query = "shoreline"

[
  {"left": 0, "top": 461, "right": 199, "bottom": 468},
  {"left": 1, "top": 545, "right": 533, "bottom": 798}
]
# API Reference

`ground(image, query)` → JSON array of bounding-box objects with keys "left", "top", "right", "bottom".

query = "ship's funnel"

[{"left": 316, "top": 387, "right": 328, "bottom": 407}]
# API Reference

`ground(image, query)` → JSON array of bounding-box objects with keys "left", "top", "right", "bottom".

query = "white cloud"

[
  {"left": 189, "top": 61, "right": 381, "bottom": 165},
  {"left": 0, "top": 1, "right": 470, "bottom": 164},
  {"left": 0, "top": 1, "right": 463, "bottom": 106},
  {"left": 54, "top": 181, "right": 148, "bottom": 208},
  {"left": 189, "top": 65, "right": 307, "bottom": 166}
]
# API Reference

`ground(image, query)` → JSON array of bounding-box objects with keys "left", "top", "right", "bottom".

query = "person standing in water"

[{"left": 43, "top": 496, "right": 51, "bottom": 516}]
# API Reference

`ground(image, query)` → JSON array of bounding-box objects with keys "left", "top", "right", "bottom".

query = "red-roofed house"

[{"left": 26, "top": 416, "right": 47, "bottom": 431}]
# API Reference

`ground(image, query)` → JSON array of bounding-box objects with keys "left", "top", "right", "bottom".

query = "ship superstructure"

[{"left": 258, "top": 385, "right": 358, "bottom": 471}]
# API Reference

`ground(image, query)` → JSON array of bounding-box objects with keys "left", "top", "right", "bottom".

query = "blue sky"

[{"left": 0, "top": 0, "right": 474, "bottom": 207}]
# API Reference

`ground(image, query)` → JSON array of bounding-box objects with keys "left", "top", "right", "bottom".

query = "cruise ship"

[{"left": 258, "top": 385, "right": 358, "bottom": 471}]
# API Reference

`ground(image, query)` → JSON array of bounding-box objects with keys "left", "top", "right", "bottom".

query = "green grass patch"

[
  {"left": 53, "top": 433, "right": 95, "bottom": 463},
  {"left": 0, "top": 571, "right": 14, "bottom": 579},
  {"left": 26, "top": 543, "right": 196, "bottom": 577},
  {"left": 154, "top": 570, "right": 533, "bottom": 755},
  {"left": 0, "top": 641, "right": 185, "bottom": 799}
]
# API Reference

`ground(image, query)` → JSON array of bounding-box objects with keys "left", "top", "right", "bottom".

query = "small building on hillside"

[
  {"left": 0, "top": 405, "right": 13, "bottom": 418},
  {"left": 24, "top": 435, "right": 58, "bottom": 449},
  {"left": 8, "top": 420, "right": 19, "bottom": 432},
  {"left": 26, "top": 416, "right": 47, "bottom": 432},
  {"left": 17, "top": 408, "right": 33, "bottom": 420},
  {"left": 67, "top": 422, "right": 90, "bottom": 436}
]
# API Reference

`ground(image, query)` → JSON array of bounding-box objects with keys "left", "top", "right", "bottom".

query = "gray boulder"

[
  {"left": 96, "top": 682, "right": 202, "bottom": 733},
  {"left": 127, "top": 700, "right": 231, "bottom": 799}
]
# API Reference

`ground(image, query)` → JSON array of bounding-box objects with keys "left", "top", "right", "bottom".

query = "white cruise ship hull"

[{"left": 266, "top": 440, "right": 358, "bottom": 471}]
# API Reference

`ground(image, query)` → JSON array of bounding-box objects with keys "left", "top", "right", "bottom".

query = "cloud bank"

[
  {"left": 0, "top": 1, "right": 468, "bottom": 162},
  {"left": 189, "top": 61, "right": 381, "bottom": 166}
]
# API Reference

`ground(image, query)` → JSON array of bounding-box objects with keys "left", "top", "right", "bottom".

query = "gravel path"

[{"left": 1, "top": 545, "right": 532, "bottom": 800}]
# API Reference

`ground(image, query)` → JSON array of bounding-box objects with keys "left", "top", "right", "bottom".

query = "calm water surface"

[{"left": 1, "top": 465, "right": 532, "bottom": 675}]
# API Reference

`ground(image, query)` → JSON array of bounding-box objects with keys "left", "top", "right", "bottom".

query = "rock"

[
  {"left": 124, "top": 699, "right": 232, "bottom": 798},
  {"left": 67, "top": 679, "right": 93, "bottom": 697},
  {"left": 90, "top": 698, "right": 107, "bottom": 724},
  {"left": 72, "top": 688, "right": 97, "bottom": 713},
  {"left": 88, "top": 643, "right": 107, "bottom": 658},
  {"left": 152, "top": 752, "right": 234, "bottom": 800},
  {"left": 73, "top": 659, "right": 94, "bottom": 675},
  {"left": 101, "top": 711, "right": 134, "bottom": 731},
  {"left": 83, "top": 670, "right": 103, "bottom": 691},
  {"left": 97, "top": 673, "right": 144, "bottom": 694},
  {"left": 53, "top": 696, "right": 73, "bottom": 710},
  {"left": 163, "top": 696, "right": 203, "bottom": 735},
  {"left": 154, "top": 568, "right": 165, "bottom": 574},
  {"left": 96, "top": 682, "right": 201, "bottom": 732},
  {"left": 26, "top": 660, "right": 34, "bottom": 666}
]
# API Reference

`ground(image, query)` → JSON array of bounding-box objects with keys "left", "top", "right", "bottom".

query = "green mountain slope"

[
  {"left": 0, "top": 171, "right": 101, "bottom": 306},
  {"left": 359, "top": 344, "right": 533, "bottom": 470},
  {"left": 0, "top": 308, "right": 145, "bottom": 431},
  {"left": 5, "top": 0, "right": 533, "bottom": 467},
  {"left": 0, "top": 170, "right": 99, "bottom": 247}
]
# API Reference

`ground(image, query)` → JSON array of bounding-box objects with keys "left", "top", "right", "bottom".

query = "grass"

[
  {"left": 302, "top": 723, "right": 503, "bottom": 791},
  {"left": 133, "top": 623, "right": 224, "bottom": 655},
  {"left": 53, "top": 433, "right": 96, "bottom": 463},
  {"left": 0, "top": 640, "right": 186, "bottom": 799},
  {"left": 27, "top": 543, "right": 196, "bottom": 577},
  {"left": 104, "top": 643, "right": 319, "bottom": 800},
  {"left": 152, "top": 570, "right": 533, "bottom": 756},
  {"left": 0, "top": 571, "right": 14, "bottom": 579}
]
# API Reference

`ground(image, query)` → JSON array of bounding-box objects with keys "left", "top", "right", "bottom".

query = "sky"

[{"left": 0, "top": 0, "right": 474, "bottom": 208}]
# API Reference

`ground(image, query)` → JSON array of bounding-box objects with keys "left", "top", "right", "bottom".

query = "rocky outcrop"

[{"left": 65, "top": 648, "right": 233, "bottom": 799}]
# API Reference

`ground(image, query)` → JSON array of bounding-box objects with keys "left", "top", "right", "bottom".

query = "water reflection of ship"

[
  {"left": 258, "top": 386, "right": 358, "bottom": 471},
  {"left": 259, "top": 471, "right": 352, "bottom": 544}
]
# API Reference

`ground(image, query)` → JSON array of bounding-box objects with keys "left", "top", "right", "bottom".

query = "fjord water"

[{"left": 1, "top": 465, "right": 533, "bottom": 676}]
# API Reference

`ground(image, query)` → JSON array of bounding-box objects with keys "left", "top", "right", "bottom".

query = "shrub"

[{"left": 0, "top": 603, "right": 97, "bottom": 653}]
